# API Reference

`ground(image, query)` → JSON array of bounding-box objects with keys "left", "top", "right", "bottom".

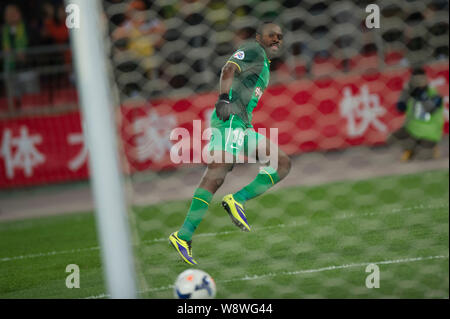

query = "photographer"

[{"left": 388, "top": 67, "right": 445, "bottom": 161}]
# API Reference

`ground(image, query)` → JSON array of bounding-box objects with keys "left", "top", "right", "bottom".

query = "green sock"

[
  {"left": 233, "top": 166, "right": 280, "bottom": 204},
  {"left": 178, "top": 188, "right": 213, "bottom": 241}
]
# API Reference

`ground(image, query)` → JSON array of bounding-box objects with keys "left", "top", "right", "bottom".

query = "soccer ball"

[{"left": 173, "top": 269, "right": 216, "bottom": 299}]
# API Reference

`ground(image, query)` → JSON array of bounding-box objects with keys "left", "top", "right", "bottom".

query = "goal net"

[
  {"left": 98, "top": 0, "right": 448, "bottom": 298},
  {"left": 0, "top": 0, "right": 447, "bottom": 299}
]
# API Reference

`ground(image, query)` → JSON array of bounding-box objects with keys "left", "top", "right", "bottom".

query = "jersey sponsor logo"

[
  {"left": 233, "top": 50, "right": 245, "bottom": 60},
  {"left": 255, "top": 87, "right": 263, "bottom": 100}
]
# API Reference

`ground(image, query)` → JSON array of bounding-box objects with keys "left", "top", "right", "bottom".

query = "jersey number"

[{"left": 232, "top": 129, "right": 245, "bottom": 147}]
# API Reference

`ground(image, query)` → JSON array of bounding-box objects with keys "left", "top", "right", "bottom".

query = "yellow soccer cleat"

[
  {"left": 169, "top": 231, "right": 198, "bottom": 265},
  {"left": 222, "top": 194, "right": 251, "bottom": 232},
  {"left": 433, "top": 146, "right": 440, "bottom": 159},
  {"left": 401, "top": 149, "right": 413, "bottom": 162}
]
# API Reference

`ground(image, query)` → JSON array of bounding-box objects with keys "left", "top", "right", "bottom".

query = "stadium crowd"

[
  {"left": 0, "top": 0, "right": 72, "bottom": 110},
  {"left": 0, "top": 1, "right": 70, "bottom": 67}
]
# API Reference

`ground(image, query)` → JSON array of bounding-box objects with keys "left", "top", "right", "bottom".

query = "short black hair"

[
  {"left": 256, "top": 21, "right": 280, "bottom": 35},
  {"left": 411, "top": 67, "right": 426, "bottom": 76}
]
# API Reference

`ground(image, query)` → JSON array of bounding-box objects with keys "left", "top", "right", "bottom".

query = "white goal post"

[{"left": 67, "top": 0, "right": 137, "bottom": 298}]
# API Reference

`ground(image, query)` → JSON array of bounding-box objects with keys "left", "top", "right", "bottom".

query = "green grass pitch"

[{"left": 0, "top": 169, "right": 448, "bottom": 298}]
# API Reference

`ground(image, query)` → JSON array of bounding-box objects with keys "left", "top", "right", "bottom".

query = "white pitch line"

[
  {"left": 85, "top": 254, "right": 449, "bottom": 299},
  {"left": 220, "top": 255, "right": 449, "bottom": 283},
  {"left": 0, "top": 202, "right": 448, "bottom": 263},
  {"left": 0, "top": 246, "right": 100, "bottom": 262}
]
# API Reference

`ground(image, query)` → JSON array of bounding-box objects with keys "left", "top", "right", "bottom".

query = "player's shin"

[
  {"left": 178, "top": 188, "right": 213, "bottom": 241},
  {"left": 233, "top": 166, "right": 281, "bottom": 204}
]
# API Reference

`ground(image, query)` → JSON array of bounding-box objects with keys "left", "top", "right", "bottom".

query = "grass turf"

[{"left": 0, "top": 169, "right": 448, "bottom": 298}]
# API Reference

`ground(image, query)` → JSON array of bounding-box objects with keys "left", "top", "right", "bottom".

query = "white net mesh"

[{"left": 99, "top": 0, "right": 449, "bottom": 298}]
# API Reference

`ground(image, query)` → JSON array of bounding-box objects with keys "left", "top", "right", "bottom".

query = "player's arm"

[
  {"left": 215, "top": 62, "right": 240, "bottom": 121},
  {"left": 423, "top": 92, "right": 443, "bottom": 113},
  {"left": 396, "top": 83, "right": 410, "bottom": 113},
  {"left": 219, "top": 62, "right": 240, "bottom": 96}
]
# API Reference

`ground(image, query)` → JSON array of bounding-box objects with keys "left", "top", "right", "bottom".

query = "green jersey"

[
  {"left": 405, "top": 87, "right": 444, "bottom": 142},
  {"left": 212, "top": 41, "right": 271, "bottom": 127}
]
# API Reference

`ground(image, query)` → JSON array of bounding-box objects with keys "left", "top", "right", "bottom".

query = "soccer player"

[{"left": 169, "top": 22, "right": 291, "bottom": 265}]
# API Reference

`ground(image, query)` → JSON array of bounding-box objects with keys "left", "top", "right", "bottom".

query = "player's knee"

[
  {"left": 199, "top": 175, "right": 226, "bottom": 193},
  {"left": 215, "top": 177, "right": 225, "bottom": 188}
]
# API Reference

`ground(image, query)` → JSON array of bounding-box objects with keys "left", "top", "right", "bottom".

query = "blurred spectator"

[
  {"left": 2, "top": 4, "right": 39, "bottom": 109},
  {"left": 2, "top": 4, "right": 28, "bottom": 72},
  {"left": 42, "top": 3, "right": 71, "bottom": 66},
  {"left": 42, "top": 3, "right": 69, "bottom": 45},
  {"left": 160, "top": 0, "right": 214, "bottom": 91},
  {"left": 112, "top": 0, "right": 166, "bottom": 97},
  {"left": 112, "top": 0, "right": 166, "bottom": 65},
  {"left": 388, "top": 67, "right": 445, "bottom": 161}
]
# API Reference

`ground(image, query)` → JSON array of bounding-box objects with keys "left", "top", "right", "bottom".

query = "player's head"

[
  {"left": 410, "top": 67, "right": 428, "bottom": 90},
  {"left": 255, "top": 21, "right": 283, "bottom": 57},
  {"left": 127, "top": 0, "right": 147, "bottom": 24},
  {"left": 4, "top": 4, "right": 22, "bottom": 25}
]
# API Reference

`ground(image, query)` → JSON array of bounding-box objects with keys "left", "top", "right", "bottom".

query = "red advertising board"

[{"left": 1, "top": 63, "right": 448, "bottom": 188}]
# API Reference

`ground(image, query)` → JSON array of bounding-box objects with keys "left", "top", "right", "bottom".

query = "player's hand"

[
  {"left": 215, "top": 94, "right": 233, "bottom": 121},
  {"left": 410, "top": 87, "right": 427, "bottom": 100}
]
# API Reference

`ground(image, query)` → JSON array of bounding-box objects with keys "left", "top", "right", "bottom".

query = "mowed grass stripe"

[
  {"left": 1, "top": 202, "right": 447, "bottom": 263},
  {"left": 0, "top": 169, "right": 447, "bottom": 298},
  {"left": 85, "top": 254, "right": 449, "bottom": 299}
]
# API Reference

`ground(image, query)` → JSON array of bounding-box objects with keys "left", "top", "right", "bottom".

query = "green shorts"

[{"left": 208, "top": 114, "right": 264, "bottom": 158}]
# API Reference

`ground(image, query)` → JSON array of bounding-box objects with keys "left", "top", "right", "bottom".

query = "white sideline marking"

[
  {"left": 0, "top": 246, "right": 100, "bottom": 262},
  {"left": 85, "top": 254, "right": 449, "bottom": 299},
  {"left": 0, "top": 202, "right": 448, "bottom": 263}
]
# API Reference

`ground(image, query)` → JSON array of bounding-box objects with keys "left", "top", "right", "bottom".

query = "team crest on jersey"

[
  {"left": 233, "top": 50, "right": 245, "bottom": 60},
  {"left": 255, "top": 87, "right": 263, "bottom": 100}
]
